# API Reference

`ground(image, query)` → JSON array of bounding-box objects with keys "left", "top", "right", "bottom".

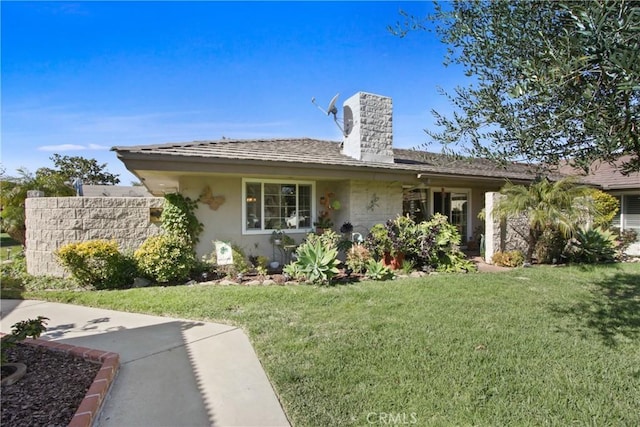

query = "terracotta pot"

[{"left": 382, "top": 252, "right": 405, "bottom": 270}]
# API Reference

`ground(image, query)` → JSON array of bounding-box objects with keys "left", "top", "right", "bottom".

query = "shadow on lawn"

[{"left": 552, "top": 268, "right": 640, "bottom": 347}]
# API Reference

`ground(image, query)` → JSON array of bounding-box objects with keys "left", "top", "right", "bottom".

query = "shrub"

[
  {"left": 564, "top": 227, "right": 617, "bottom": 263},
  {"left": 589, "top": 189, "right": 620, "bottom": 229},
  {"left": 365, "top": 224, "right": 393, "bottom": 259},
  {"left": 135, "top": 234, "right": 195, "bottom": 283},
  {"left": 491, "top": 250, "right": 525, "bottom": 267},
  {"left": 346, "top": 245, "right": 372, "bottom": 274},
  {"left": 534, "top": 228, "right": 567, "bottom": 264},
  {"left": 612, "top": 228, "right": 638, "bottom": 256},
  {"left": 209, "top": 243, "right": 250, "bottom": 278},
  {"left": 56, "top": 240, "right": 137, "bottom": 289}
]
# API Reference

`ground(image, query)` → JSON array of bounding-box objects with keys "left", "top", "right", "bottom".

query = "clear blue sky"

[{"left": 2, "top": 1, "right": 463, "bottom": 185}]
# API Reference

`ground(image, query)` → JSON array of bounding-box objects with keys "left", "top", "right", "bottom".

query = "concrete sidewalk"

[{"left": 0, "top": 299, "right": 290, "bottom": 427}]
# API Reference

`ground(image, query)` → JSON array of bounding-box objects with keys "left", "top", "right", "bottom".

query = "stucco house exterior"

[
  {"left": 112, "top": 92, "right": 542, "bottom": 261},
  {"left": 558, "top": 156, "right": 640, "bottom": 255}
]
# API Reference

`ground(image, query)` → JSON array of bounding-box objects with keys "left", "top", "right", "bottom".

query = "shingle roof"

[
  {"left": 113, "top": 138, "right": 542, "bottom": 181},
  {"left": 556, "top": 155, "right": 640, "bottom": 190}
]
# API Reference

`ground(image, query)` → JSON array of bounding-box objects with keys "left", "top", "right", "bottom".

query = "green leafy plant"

[
  {"left": 400, "top": 259, "right": 416, "bottom": 275},
  {"left": 209, "top": 243, "right": 250, "bottom": 278},
  {"left": 1, "top": 316, "right": 49, "bottom": 364},
  {"left": 589, "top": 189, "right": 620, "bottom": 229},
  {"left": 491, "top": 251, "right": 525, "bottom": 267},
  {"left": 134, "top": 234, "right": 195, "bottom": 283},
  {"left": 161, "top": 193, "right": 204, "bottom": 246},
  {"left": 346, "top": 245, "right": 371, "bottom": 274},
  {"left": 365, "top": 223, "right": 393, "bottom": 259},
  {"left": 56, "top": 240, "right": 137, "bottom": 289},
  {"left": 290, "top": 238, "right": 340, "bottom": 285},
  {"left": 365, "top": 259, "right": 394, "bottom": 281},
  {"left": 613, "top": 229, "right": 638, "bottom": 257},
  {"left": 564, "top": 227, "right": 617, "bottom": 264}
]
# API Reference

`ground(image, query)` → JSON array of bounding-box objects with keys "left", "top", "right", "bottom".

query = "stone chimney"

[{"left": 341, "top": 92, "right": 394, "bottom": 163}]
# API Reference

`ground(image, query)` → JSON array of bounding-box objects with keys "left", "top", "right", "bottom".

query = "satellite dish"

[
  {"left": 311, "top": 92, "right": 346, "bottom": 136},
  {"left": 327, "top": 93, "right": 339, "bottom": 117}
]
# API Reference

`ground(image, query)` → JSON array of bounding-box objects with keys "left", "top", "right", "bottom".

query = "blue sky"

[{"left": 1, "top": 1, "right": 463, "bottom": 184}]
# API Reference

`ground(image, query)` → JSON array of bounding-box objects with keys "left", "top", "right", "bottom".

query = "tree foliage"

[
  {"left": 0, "top": 168, "right": 74, "bottom": 245},
  {"left": 36, "top": 154, "right": 120, "bottom": 185},
  {"left": 392, "top": 0, "right": 640, "bottom": 174},
  {"left": 492, "top": 177, "right": 594, "bottom": 263}
]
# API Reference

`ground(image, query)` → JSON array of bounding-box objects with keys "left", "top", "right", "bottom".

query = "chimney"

[{"left": 341, "top": 92, "right": 394, "bottom": 163}]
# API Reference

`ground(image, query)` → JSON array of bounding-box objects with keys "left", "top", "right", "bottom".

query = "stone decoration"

[{"left": 25, "top": 197, "right": 164, "bottom": 277}]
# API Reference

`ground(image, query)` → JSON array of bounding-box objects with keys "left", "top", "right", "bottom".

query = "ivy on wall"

[{"left": 160, "top": 193, "right": 204, "bottom": 246}]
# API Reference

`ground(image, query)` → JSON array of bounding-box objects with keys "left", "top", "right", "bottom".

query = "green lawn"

[
  {"left": 15, "top": 264, "right": 640, "bottom": 426},
  {"left": 0, "top": 233, "right": 21, "bottom": 260}
]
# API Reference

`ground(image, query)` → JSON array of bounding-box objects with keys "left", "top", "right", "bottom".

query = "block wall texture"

[
  {"left": 349, "top": 180, "right": 403, "bottom": 234},
  {"left": 484, "top": 192, "right": 529, "bottom": 263},
  {"left": 25, "top": 197, "right": 163, "bottom": 277},
  {"left": 342, "top": 92, "right": 394, "bottom": 164}
]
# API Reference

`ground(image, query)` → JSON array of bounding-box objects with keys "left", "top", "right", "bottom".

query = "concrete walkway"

[{"left": 0, "top": 299, "right": 290, "bottom": 427}]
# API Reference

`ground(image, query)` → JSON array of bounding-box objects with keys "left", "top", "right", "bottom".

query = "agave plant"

[
  {"left": 294, "top": 239, "right": 340, "bottom": 285},
  {"left": 565, "top": 227, "right": 617, "bottom": 263}
]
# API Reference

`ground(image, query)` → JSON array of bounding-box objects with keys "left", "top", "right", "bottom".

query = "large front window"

[{"left": 243, "top": 179, "right": 313, "bottom": 233}]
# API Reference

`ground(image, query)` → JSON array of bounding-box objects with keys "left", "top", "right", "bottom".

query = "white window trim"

[{"left": 242, "top": 178, "right": 316, "bottom": 235}]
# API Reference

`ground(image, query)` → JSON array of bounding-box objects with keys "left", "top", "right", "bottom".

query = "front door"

[{"left": 433, "top": 190, "right": 468, "bottom": 243}]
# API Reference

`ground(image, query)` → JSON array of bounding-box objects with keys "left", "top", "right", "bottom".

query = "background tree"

[
  {"left": 491, "top": 177, "right": 594, "bottom": 263},
  {"left": 392, "top": 0, "right": 640, "bottom": 174},
  {"left": 0, "top": 169, "right": 74, "bottom": 245},
  {"left": 36, "top": 154, "right": 120, "bottom": 185}
]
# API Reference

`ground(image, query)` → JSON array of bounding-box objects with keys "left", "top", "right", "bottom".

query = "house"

[
  {"left": 113, "top": 92, "right": 541, "bottom": 261},
  {"left": 82, "top": 185, "right": 152, "bottom": 197},
  {"left": 558, "top": 156, "right": 640, "bottom": 255}
]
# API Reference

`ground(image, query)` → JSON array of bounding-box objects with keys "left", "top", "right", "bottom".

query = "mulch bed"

[{"left": 1, "top": 343, "right": 100, "bottom": 427}]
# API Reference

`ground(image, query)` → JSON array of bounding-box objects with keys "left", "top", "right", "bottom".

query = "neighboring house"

[
  {"left": 558, "top": 156, "right": 640, "bottom": 255},
  {"left": 113, "top": 92, "right": 541, "bottom": 261},
  {"left": 82, "top": 185, "right": 152, "bottom": 197}
]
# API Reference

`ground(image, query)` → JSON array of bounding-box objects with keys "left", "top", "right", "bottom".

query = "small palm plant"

[{"left": 492, "top": 176, "right": 594, "bottom": 263}]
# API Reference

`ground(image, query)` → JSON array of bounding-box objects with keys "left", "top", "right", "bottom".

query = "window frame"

[{"left": 242, "top": 178, "right": 316, "bottom": 235}]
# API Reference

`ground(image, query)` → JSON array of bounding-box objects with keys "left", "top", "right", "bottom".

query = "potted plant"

[{"left": 313, "top": 215, "right": 334, "bottom": 234}]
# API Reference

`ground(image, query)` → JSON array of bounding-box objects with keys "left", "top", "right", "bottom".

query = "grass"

[
  {"left": 0, "top": 233, "right": 21, "bottom": 260},
  {"left": 12, "top": 263, "right": 640, "bottom": 426}
]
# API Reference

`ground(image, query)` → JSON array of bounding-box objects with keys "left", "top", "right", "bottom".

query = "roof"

[
  {"left": 556, "top": 155, "right": 640, "bottom": 190},
  {"left": 112, "top": 138, "right": 544, "bottom": 181},
  {"left": 82, "top": 185, "right": 152, "bottom": 197}
]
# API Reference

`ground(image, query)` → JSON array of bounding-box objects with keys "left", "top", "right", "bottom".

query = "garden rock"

[{"left": 132, "top": 277, "right": 151, "bottom": 288}]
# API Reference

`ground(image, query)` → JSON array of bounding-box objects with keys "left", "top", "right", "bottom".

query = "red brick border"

[{"left": 1, "top": 333, "right": 120, "bottom": 427}]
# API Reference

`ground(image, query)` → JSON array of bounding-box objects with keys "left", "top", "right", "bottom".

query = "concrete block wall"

[
  {"left": 342, "top": 92, "right": 394, "bottom": 164},
  {"left": 25, "top": 197, "right": 163, "bottom": 277},
  {"left": 484, "top": 192, "right": 529, "bottom": 263}
]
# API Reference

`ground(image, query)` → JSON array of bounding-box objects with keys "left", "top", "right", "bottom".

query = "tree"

[
  {"left": 36, "top": 154, "right": 120, "bottom": 185},
  {"left": 491, "top": 177, "right": 594, "bottom": 263},
  {"left": 0, "top": 169, "right": 74, "bottom": 245},
  {"left": 392, "top": 1, "right": 640, "bottom": 174}
]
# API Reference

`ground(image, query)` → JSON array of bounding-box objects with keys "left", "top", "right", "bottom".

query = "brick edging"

[{"left": 0, "top": 333, "right": 120, "bottom": 427}]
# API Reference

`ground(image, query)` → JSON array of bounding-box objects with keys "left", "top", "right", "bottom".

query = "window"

[
  {"left": 243, "top": 179, "right": 314, "bottom": 233},
  {"left": 613, "top": 194, "right": 640, "bottom": 241}
]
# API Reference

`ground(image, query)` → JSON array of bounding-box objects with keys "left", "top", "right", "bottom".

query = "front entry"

[{"left": 433, "top": 190, "right": 468, "bottom": 243}]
